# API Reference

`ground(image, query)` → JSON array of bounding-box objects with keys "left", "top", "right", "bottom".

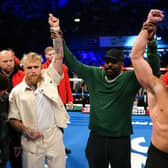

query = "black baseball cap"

[{"left": 104, "top": 48, "right": 123, "bottom": 62}]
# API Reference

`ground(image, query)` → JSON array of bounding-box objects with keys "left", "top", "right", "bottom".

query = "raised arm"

[
  {"left": 130, "top": 9, "right": 164, "bottom": 91},
  {"left": 48, "top": 13, "right": 63, "bottom": 76},
  {"left": 147, "top": 40, "right": 160, "bottom": 77},
  {"left": 48, "top": 14, "right": 97, "bottom": 82}
]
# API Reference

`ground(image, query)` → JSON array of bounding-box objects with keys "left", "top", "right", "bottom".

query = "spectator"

[
  {"left": 161, "top": 71, "right": 168, "bottom": 85},
  {"left": 0, "top": 74, "right": 10, "bottom": 168},
  {"left": 43, "top": 46, "right": 73, "bottom": 109},
  {"left": 0, "top": 49, "right": 24, "bottom": 168}
]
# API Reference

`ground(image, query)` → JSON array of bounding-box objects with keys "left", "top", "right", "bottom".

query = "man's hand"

[
  {"left": 144, "top": 9, "right": 164, "bottom": 41},
  {"left": 48, "top": 13, "right": 63, "bottom": 39},
  {"left": 48, "top": 13, "right": 60, "bottom": 28},
  {"left": 23, "top": 127, "right": 43, "bottom": 141},
  {"left": 146, "top": 9, "right": 164, "bottom": 24},
  {"left": 68, "top": 102, "right": 73, "bottom": 109},
  {"left": 48, "top": 13, "right": 64, "bottom": 65}
]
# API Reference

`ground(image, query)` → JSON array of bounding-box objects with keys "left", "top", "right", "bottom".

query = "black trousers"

[
  {"left": 0, "top": 120, "right": 10, "bottom": 165},
  {"left": 145, "top": 143, "right": 168, "bottom": 168},
  {"left": 8, "top": 125, "right": 22, "bottom": 168},
  {"left": 86, "top": 131, "right": 131, "bottom": 168}
]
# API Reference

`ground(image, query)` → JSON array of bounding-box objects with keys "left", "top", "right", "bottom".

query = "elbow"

[
  {"left": 130, "top": 51, "right": 138, "bottom": 59},
  {"left": 130, "top": 53, "right": 137, "bottom": 65},
  {"left": 130, "top": 52, "right": 143, "bottom": 64}
]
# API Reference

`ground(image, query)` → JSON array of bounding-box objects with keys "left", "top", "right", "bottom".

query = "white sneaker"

[{"left": 67, "top": 120, "right": 71, "bottom": 124}]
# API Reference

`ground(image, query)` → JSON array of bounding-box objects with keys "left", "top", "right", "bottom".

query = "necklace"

[{"left": 105, "top": 71, "right": 123, "bottom": 83}]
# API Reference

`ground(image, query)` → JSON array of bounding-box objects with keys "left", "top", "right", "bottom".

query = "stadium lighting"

[{"left": 74, "top": 18, "right": 80, "bottom": 22}]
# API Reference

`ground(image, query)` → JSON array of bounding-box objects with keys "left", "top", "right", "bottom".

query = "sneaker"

[
  {"left": 67, "top": 120, "right": 71, "bottom": 124},
  {"left": 65, "top": 148, "right": 71, "bottom": 154}
]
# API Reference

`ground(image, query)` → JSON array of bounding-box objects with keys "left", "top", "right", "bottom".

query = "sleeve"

[
  {"left": 63, "top": 40, "right": 93, "bottom": 80},
  {"left": 46, "top": 63, "right": 64, "bottom": 85},
  {"left": 8, "top": 90, "right": 21, "bottom": 120},
  {"left": 14, "top": 56, "right": 20, "bottom": 65},
  {"left": 147, "top": 41, "right": 160, "bottom": 77},
  {"left": 63, "top": 65, "right": 74, "bottom": 103}
]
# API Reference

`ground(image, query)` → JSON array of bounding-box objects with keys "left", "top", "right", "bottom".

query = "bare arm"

[
  {"left": 48, "top": 13, "right": 63, "bottom": 76},
  {"left": 130, "top": 9, "right": 164, "bottom": 91},
  {"left": 130, "top": 27, "right": 154, "bottom": 89}
]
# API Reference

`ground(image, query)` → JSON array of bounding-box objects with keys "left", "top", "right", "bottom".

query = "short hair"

[
  {"left": 0, "top": 49, "right": 13, "bottom": 58},
  {"left": 22, "top": 52, "right": 42, "bottom": 66},
  {"left": 44, "top": 46, "right": 54, "bottom": 54}
]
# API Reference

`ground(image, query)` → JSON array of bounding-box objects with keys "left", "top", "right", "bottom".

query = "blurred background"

[{"left": 0, "top": 0, "right": 168, "bottom": 66}]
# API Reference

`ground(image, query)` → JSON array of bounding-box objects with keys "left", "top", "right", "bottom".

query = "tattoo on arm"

[
  {"left": 53, "top": 38, "right": 63, "bottom": 60},
  {"left": 54, "top": 38, "right": 62, "bottom": 54}
]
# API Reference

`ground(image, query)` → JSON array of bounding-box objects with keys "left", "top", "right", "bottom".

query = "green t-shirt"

[{"left": 63, "top": 41, "right": 159, "bottom": 137}]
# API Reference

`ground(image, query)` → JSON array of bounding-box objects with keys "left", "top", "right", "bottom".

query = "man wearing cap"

[{"left": 49, "top": 9, "right": 161, "bottom": 168}]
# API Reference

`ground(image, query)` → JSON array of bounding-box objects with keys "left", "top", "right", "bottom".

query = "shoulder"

[
  {"left": 42, "top": 62, "right": 49, "bottom": 69},
  {"left": 153, "top": 77, "right": 165, "bottom": 92},
  {"left": 18, "top": 70, "right": 25, "bottom": 76},
  {"left": 147, "top": 76, "right": 165, "bottom": 96},
  {"left": 63, "top": 64, "right": 68, "bottom": 71},
  {"left": 11, "top": 81, "right": 24, "bottom": 92},
  {"left": 12, "top": 70, "right": 25, "bottom": 86},
  {"left": 122, "top": 70, "right": 136, "bottom": 78},
  {"left": 13, "top": 70, "right": 25, "bottom": 78},
  {"left": 9, "top": 81, "right": 24, "bottom": 100},
  {"left": 63, "top": 64, "right": 67, "bottom": 69}
]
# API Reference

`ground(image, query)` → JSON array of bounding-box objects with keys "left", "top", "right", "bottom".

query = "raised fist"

[
  {"left": 48, "top": 13, "right": 60, "bottom": 28},
  {"left": 146, "top": 9, "right": 164, "bottom": 24}
]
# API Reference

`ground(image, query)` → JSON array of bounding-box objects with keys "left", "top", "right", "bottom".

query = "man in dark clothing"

[
  {"left": 0, "top": 74, "right": 10, "bottom": 168},
  {"left": 0, "top": 49, "right": 24, "bottom": 168}
]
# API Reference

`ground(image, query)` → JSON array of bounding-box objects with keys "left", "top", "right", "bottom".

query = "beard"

[
  {"left": 104, "top": 67, "right": 121, "bottom": 79},
  {"left": 2, "top": 67, "right": 14, "bottom": 77},
  {"left": 25, "top": 74, "right": 43, "bottom": 87}
]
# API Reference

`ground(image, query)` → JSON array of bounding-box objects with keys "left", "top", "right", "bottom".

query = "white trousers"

[{"left": 22, "top": 126, "right": 66, "bottom": 168}]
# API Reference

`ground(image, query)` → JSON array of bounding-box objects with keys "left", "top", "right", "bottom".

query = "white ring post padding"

[{"left": 122, "top": 67, "right": 168, "bottom": 71}]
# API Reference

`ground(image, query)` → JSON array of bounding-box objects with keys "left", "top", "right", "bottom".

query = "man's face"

[
  {"left": 24, "top": 61, "right": 42, "bottom": 86},
  {"left": 45, "top": 50, "right": 56, "bottom": 62},
  {"left": 104, "top": 59, "right": 122, "bottom": 79},
  {"left": 0, "top": 50, "right": 15, "bottom": 76}
]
